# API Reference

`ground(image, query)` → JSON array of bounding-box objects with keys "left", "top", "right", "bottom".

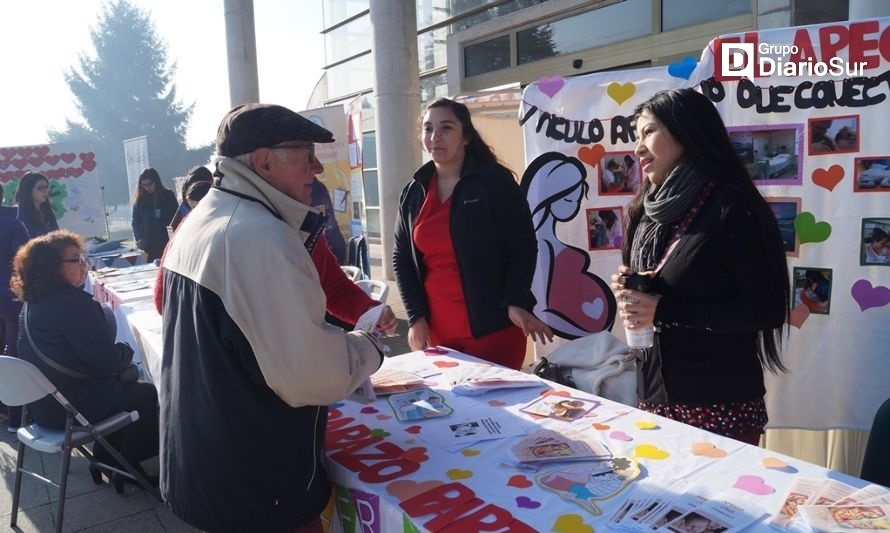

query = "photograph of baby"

[
  {"left": 520, "top": 394, "right": 600, "bottom": 421},
  {"left": 766, "top": 198, "right": 800, "bottom": 256},
  {"left": 587, "top": 207, "right": 624, "bottom": 251},
  {"left": 861, "top": 218, "right": 890, "bottom": 266},
  {"left": 449, "top": 421, "right": 480, "bottom": 438},
  {"left": 855, "top": 156, "right": 890, "bottom": 191},
  {"left": 793, "top": 267, "right": 832, "bottom": 315},
  {"left": 808, "top": 115, "right": 859, "bottom": 155},
  {"left": 599, "top": 152, "right": 642, "bottom": 195},
  {"left": 667, "top": 511, "right": 728, "bottom": 533},
  {"left": 728, "top": 125, "right": 802, "bottom": 184}
]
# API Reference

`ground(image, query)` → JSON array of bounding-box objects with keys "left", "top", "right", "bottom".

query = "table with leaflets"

[{"left": 324, "top": 348, "right": 885, "bottom": 533}]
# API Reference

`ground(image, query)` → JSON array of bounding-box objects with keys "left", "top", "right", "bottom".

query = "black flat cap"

[{"left": 216, "top": 103, "right": 335, "bottom": 157}]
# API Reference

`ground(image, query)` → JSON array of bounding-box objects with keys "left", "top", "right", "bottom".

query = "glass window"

[
  {"left": 325, "top": 15, "right": 371, "bottom": 65},
  {"left": 363, "top": 169, "right": 379, "bottom": 206},
  {"left": 420, "top": 72, "right": 448, "bottom": 105},
  {"left": 662, "top": 0, "right": 750, "bottom": 31},
  {"left": 323, "top": 0, "right": 368, "bottom": 28},
  {"left": 361, "top": 95, "right": 375, "bottom": 131},
  {"left": 365, "top": 206, "right": 381, "bottom": 238},
  {"left": 326, "top": 54, "right": 373, "bottom": 101},
  {"left": 362, "top": 132, "right": 377, "bottom": 169},
  {"left": 465, "top": 35, "right": 510, "bottom": 77},
  {"left": 418, "top": 26, "right": 449, "bottom": 72},
  {"left": 517, "top": 0, "right": 651, "bottom": 65},
  {"left": 416, "top": 0, "right": 547, "bottom": 30}
]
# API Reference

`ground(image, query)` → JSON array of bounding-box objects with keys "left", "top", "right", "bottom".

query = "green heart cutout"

[
  {"left": 370, "top": 429, "right": 391, "bottom": 438},
  {"left": 793, "top": 211, "right": 831, "bottom": 244}
]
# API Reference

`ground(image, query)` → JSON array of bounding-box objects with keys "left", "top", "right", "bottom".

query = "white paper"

[
  {"left": 797, "top": 504, "right": 890, "bottom": 532},
  {"left": 354, "top": 303, "right": 385, "bottom": 334},
  {"left": 423, "top": 409, "right": 528, "bottom": 448},
  {"left": 657, "top": 491, "right": 765, "bottom": 533}
]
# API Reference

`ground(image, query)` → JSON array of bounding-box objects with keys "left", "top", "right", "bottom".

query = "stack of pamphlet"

[
  {"left": 447, "top": 364, "right": 545, "bottom": 396},
  {"left": 507, "top": 428, "right": 611, "bottom": 470}
]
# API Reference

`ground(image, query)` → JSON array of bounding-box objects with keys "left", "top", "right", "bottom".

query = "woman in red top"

[{"left": 393, "top": 99, "right": 552, "bottom": 369}]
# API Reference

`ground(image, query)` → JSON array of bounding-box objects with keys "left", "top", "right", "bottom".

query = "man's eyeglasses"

[
  {"left": 61, "top": 255, "right": 88, "bottom": 266},
  {"left": 272, "top": 144, "right": 316, "bottom": 163}
]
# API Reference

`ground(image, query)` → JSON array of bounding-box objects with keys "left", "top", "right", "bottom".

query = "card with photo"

[
  {"left": 587, "top": 206, "right": 624, "bottom": 251},
  {"left": 599, "top": 152, "right": 642, "bottom": 195},
  {"left": 808, "top": 115, "right": 859, "bottom": 155},
  {"left": 519, "top": 394, "right": 601, "bottom": 421},
  {"left": 855, "top": 157, "right": 890, "bottom": 192},
  {"left": 793, "top": 267, "right": 832, "bottom": 315},
  {"left": 727, "top": 124, "right": 803, "bottom": 185}
]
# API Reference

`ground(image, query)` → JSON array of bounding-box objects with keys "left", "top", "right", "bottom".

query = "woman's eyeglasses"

[{"left": 61, "top": 255, "right": 88, "bottom": 265}]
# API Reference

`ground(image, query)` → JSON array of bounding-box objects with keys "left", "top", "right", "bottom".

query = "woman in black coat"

[
  {"left": 12, "top": 230, "right": 159, "bottom": 489},
  {"left": 131, "top": 168, "right": 178, "bottom": 261}
]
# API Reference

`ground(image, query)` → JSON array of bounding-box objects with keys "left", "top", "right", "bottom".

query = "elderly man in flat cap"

[{"left": 159, "top": 103, "right": 386, "bottom": 532}]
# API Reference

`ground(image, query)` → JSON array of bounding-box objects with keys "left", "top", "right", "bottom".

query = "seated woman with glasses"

[
  {"left": 12, "top": 230, "right": 159, "bottom": 492},
  {"left": 14, "top": 172, "right": 59, "bottom": 238}
]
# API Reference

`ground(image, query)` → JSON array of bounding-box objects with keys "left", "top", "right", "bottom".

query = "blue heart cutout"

[{"left": 668, "top": 56, "right": 698, "bottom": 80}]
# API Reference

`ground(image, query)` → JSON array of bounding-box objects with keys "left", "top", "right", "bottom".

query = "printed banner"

[{"left": 123, "top": 135, "right": 149, "bottom": 200}]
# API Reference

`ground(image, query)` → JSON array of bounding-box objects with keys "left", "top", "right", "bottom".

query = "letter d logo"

[{"left": 720, "top": 43, "right": 754, "bottom": 79}]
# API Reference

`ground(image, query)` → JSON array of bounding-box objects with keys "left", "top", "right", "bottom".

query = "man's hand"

[
  {"left": 408, "top": 317, "right": 432, "bottom": 351},
  {"left": 375, "top": 305, "right": 398, "bottom": 335}
]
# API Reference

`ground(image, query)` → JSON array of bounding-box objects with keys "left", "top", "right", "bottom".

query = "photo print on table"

[
  {"left": 586, "top": 206, "right": 624, "bottom": 251},
  {"left": 766, "top": 197, "right": 801, "bottom": 257},
  {"left": 861, "top": 218, "right": 890, "bottom": 266},
  {"left": 598, "top": 151, "right": 642, "bottom": 195},
  {"left": 793, "top": 267, "right": 833, "bottom": 315},
  {"left": 808, "top": 115, "right": 859, "bottom": 155},
  {"left": 727, "top": 124, "right": 803, "bottom": 185},
  {"left": 855, "top": 156, "right": 890, "bottom": 191}
]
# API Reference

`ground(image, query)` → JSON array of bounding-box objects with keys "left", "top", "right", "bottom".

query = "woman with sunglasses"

[{"left": 14, "top": 172, "right": 59, "bottom": 238}]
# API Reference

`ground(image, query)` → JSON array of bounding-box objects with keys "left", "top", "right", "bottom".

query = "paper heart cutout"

[
  {"left": 733, "top": 475, "right": 775, "bottom": 495},
  {"left": 812, "top": 165, "right": 844, "bottom": 191},
  {"left": 446, "top": 468, "right": 473, "bottom": 480},
  {"left": 516, "top": 496, "right": 541, "bottom": 509},
  {"left": 370, "top": 428, "right": 390, "bottom": 438},
  {"left": 788, "top": 303, "right": 810, "bottom": 329},
  {"left": 762, "top": 457, "right": 789, "bottom": 469},
  {"left": 488, "top": 400, "right": 506, "bottom": 407},
  {"left": 423, "top": 347, "right": 448, "bottom": 355},
  {"left": 402, "top": 447, "right": 429, "bottom": 463},
  {"left": 538, "top": 75, "right": 565, "bottom": 98},
  {"left": 541, "top": 389, "right": 572, "bottom": 397},
  {"left": 80, "top": 159, "right": 97, "bottom": 172},
  {"left": 433, "top": 360, "right": 459, "bottom": 368},
  {"left": 592, "top": 423, "right": 610, "bottom": 430},
  {"left": 44, "top": 154, "right": 60, "bottom": 166},
  {"left": 607, "top": 82, "right": 636, "bottom": 105},
  {"left": 405, "top": 425, "right": 422, "bottom": 434},
  {"left": 331, "top": 402, "right": 345, "bottom": 408},
  {"left": 581, "top": 298, "right": 604, "bottom": 320},
  {"left": 360, "top": 406, "right": 378, "bottom": 414},
  {"left": 552, "top": 514, "right": 593, "bottom": 533},
  {"left": 793, "top": 212, "right": 831, "bottom": 244},
  {"left": 851, "top": 279, "right": 890, "bottom": 311},
  {"left": 668, "top": 56, "right": 698, "bottom": 79},
  {"left": 609, "top": 431, "right": 633, "bottom": 441},
  {"left": 376, "top": 414, "right": 392, "bottom": 420},
  {"left": 386, "top": 479, "right": 443, "bottom": 501},
  {"left": 507, "top": 474, "right": 533, "bottom": 488},
  {"left": 461, "top": 448, "right": 480, "bottom": 457},
  {"left": 692, "top": 442, "right": 727, "bottom": 458},
  {"left": 634, "top": 444, "right": 669, "bottom": 459},
  {"left": 577, "top": 144, "right": 605, "bottom": 168},
  {"left": 635, "top": 421, "right": 658, "bottom": 430},
  {"left": 60, "top": 153, "right": 77, "bottom": 164}
]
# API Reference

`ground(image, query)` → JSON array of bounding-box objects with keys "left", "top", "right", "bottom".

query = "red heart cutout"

[
  {"left": 44, "top": 155, "right": 60, "bottom": 166},
  {"left": 81, "top": 159, "right": 97, "bottom": 172},
  {"left": 60, "top": 153, "right": 76, "bottom": 164},
  {"left": 28, "top": 156, "right": 44, "bottom": 167},
  {"left": 405, "top": 425, "right": 422, "bottom": 434},
  {"left": 79, "top": 152, "right": 95, "bottom": 162},
  {"left": 34, "top": 147, "right": 49, "bottom": 158},
  {"left": 71, "top": 167, "right": 85, "bottom": 178},
  {"left": 577, "top": 144, "right": 605, "bottom": 167},
  {"left": 401, "top": 447, "right": 429, "bottom": 463},
  {"left": 0, "top": 160, "right": 9, "bottom": 170},
  {"left": 10, "top": 159, "right": 27, "bottom": 170},
  {"left": 433, "top": 360, "right": 458, "bottom": 368},
  {"left": 17, "top": 148, "right": 33, "bottom": 158},
  {"left": 360, "top": 406, "right": 379, "bottom": 414},
  {"left": 507, "top": 474, "right": 533, "bottom": 488},
  {"left": 812, "top": 165, "right": 844, "bottom": 191},
  {"left": 0, "top": 149, "right": 16, "bottom": 159}
]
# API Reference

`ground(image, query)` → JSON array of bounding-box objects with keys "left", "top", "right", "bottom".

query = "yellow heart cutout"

[
  {"left": 446, "top": 468, "right": 473, "bottom": 480},
  {"left": 607, "top": 82, "right": 636, "bottom": 105},
  {"left": 635, "top": 421, "right": 658, "bottom": 430},
  {"left": 691, "top": 442, "right": 727, "bottom": 458},
  {"left": 461, "top": 449, "right": 480, "bottom": 457},
  {"left": 552, "top": 514, "right": 594, "bottom": 533},
  {"left": 634, "top": 444, "right": 670, "bottom": 460}
]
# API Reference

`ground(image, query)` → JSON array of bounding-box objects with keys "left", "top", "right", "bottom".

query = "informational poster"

[
  {"left": 123, "top": 135, "right": 149, "bottom": 199},
  {"left": 0, "top": 140, "right": 108, "bottom": 238},
  {"left": 521, "top": 17, "right": 890, "bottom": 430}
]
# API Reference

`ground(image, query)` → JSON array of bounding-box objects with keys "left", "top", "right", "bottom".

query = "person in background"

[
  {"left": 131, "top": 168, "right": 177, "bottom": 261},
  {"left": 168, "top": 166, "right": 213, "bottom": 231},
  {"left": 12, "top": 230, "right": 159, "bottom": 490},
  {"left": 393, "top": 98, "right": 552, "bottom": 370},
  {"left": 834, "top": 125, "right": 857, "bottom": 151},
  {"left": 160, "top": 103, "right": 386, "bottom": 532},
  {"left": 0, "top": 187, "right": 29, "bottom": 432},
  {"left": 611, "top": 88, "right": 789, "bottom": 445},
  {"left": 184, "top": 180, "right": 211, "bottom": 209},
  {"left": 15, "top": 172, "right": 59, "bottom": 238},
  {"left": 624, "top": 154, "right": 641, "bottom": 192},
  {"left": 311, "top": 177, "right": 347, "bottom": 264},
  {"left": 865, "top": 228, "right": 889, "bottom": 264}
]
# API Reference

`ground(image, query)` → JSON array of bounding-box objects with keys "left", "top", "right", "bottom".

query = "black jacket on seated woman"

[{"left": 12, "top": 230, "right": 158, "bottom": 486}]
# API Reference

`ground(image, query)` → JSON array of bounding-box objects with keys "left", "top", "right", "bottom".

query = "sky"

[{"left": 0, "top": 0, "right": 326, "bottom": 149}]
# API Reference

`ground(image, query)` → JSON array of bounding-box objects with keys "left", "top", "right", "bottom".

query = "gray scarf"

[{"left": 630, "top": 162, "right": 709, "bottom": 272}]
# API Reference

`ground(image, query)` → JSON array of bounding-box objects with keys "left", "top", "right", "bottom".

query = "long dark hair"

[
  {"left": 11, "top": 229, "right": 84, "bottom": 302},
  {"left": 181, "top": 165, "right": 213, "bottom": 200},
  {"left": 622, "top": 88, "right": 789, "bottom": 372},
  {"left": 131, "top": 167, "right": 169, "bottom": 207},
  {"left": 15, "top": 172, "right": 55, "bottom": 230},
  {"left": 425, "top": 98, "right": 499, "bottom": 166}
]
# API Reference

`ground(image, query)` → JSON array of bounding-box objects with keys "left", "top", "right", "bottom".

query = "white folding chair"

[
  {"left": 0, "top": 356, "right": 159, "bottom": 532},
  {"left": 355, "top": 279, "right": 389, "bottom": 304},
  {"left": 341, "top": 265, "right": 362, "bottom": 282}
]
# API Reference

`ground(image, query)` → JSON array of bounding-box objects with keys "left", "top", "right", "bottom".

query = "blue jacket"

[
  {"left": 17, "top": 203, "right": 58, "bottom": 238},
  {"left": 0, "top": 206, "right": 28, "bottom": 303},
  {"left": 132, "top": 189, "right": 177, "bottom": 259}
]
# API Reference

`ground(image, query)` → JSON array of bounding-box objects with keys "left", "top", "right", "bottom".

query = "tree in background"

[{"left": 49, "top": 0, "right": 212, "bottom": 207}]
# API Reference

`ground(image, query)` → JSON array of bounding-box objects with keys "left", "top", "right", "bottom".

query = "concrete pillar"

[
  {"left": 224, "top": 0, "right": 260, "bottom": 107},
  {"left": 849, "top": 0, "right": 890, "bottom": 19},
  {"left": 370, "top": 1, "right": 422, "bottom": 281}
]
